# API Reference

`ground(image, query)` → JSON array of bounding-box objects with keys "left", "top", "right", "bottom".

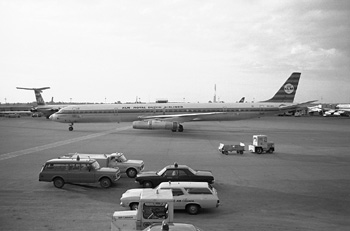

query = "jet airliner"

[{"left": 49, "top": 72, "right": 313, "bottom": 132}]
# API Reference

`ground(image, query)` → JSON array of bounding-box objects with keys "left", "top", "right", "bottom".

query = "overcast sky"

[{"left": 1, "top": 0, "right": 349, "bottom": 104}]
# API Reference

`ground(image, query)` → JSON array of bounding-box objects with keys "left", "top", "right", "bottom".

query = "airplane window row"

[{"left": 59, "top": 107, "right": 273, "bottom": 114}]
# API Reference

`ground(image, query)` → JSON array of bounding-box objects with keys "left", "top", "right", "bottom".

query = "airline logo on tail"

[{"left": 284, "top": 83, "right": 294, "bottom": 94}]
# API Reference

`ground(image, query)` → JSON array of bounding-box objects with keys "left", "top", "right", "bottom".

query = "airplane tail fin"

[
  {"left": 262, "top": 72, "right": 301, "bottom": 103},
  {"left": 16, "top": 87, "right": 50, "bottom": 105},
  {"left": 239, "top": 97, "right": 245, "bottom": 103}
]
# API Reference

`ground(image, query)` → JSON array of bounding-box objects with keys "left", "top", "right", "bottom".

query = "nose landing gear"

[{"left": 68, "top": 123, "right": 74, "bottom": 131}]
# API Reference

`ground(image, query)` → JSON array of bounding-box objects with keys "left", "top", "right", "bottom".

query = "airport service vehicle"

[
  {"left": 112, "top": 189, "right": 202, "bottom": 231},
  {"left": 135, "top": 163, "right": 214, "bottom": 188},
  {"left": 111, "top": 189, "right": 174, "bottom": 230},
  {"left": 248, "top": 135, "right": 275, "bottom": 154},
  {"left": 218, "top": 142, "right": 245, "bottom": 155},
  {"left": 59, "top": 152, "right": 144, "bottom": 178},
  {"left": 120, "top": 181, "right": 220, "bottom": 215},
  {"left": 143, "top": 221, "right": 202, "bottom": 231},
  {"left": 39, "top": 158, "right": 121, "bottom": 188}
]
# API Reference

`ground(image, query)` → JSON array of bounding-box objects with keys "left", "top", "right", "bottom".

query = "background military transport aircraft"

[
  {"left": 49, "top": 72, "right": 313, "bottom": 132},
  {"left": 16, "top": 87, "right": 67, "bottom": 119},
  {"left": 323, "top": 104, "right": 350, "bottom": 117}
]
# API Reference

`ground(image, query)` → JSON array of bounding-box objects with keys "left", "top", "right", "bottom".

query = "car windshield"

[
  {"left": 157, "top": 167, "right": 167, "bottom": 176},
  {"left": 91, "top": 161, "right": 100, "bottom": 170},
  {"left": 157, "top": 166, "right": 196, "bottom": 176},
  {"left": 118, "top": 154, "right": 127, "bottom": 162}
]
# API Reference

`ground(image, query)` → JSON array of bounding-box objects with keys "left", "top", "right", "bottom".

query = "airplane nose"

[{"left": 49, "top": 114, "right": 56, "bottom": 121}]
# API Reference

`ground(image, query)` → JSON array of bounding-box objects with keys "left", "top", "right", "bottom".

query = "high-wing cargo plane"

[
  {"left": 49, "top": 72, "right": 313, "bottom": 131},
  {"left": 323, "top": 104, "right": 350, "bottom": 117}
]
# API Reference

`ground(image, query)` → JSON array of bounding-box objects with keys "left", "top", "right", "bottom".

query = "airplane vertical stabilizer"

[
  {"left": 16, "top": 87, "right": 50, "bottom": 105},
  {"left": 262, "top": 72, "right": 301, "bottom": 103}
]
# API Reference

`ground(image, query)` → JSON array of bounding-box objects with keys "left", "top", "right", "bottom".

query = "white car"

[
  {"left": 120, "top": 181, "right": 220, "bottom": 215},
  {"left": 143, "top": 221, "right": 202, "bottom": 231}
]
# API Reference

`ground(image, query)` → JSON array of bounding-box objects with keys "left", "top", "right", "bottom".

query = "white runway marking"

[{"left": 0, "top": 126, "right": 131, "bottom": 161}]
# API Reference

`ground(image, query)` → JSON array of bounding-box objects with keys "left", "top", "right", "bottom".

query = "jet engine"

[{"left": 132, "top": 120, "right": 179, "bottom": 131}]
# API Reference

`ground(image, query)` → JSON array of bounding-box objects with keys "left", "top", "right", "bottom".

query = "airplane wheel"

[
  {"left": 178, "top": 125, "right": 184, "bottom": 132},
  {"left": 69, "top": 127, "right": 73, "bottom": 131}
]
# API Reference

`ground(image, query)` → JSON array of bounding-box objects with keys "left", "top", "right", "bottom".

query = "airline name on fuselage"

[{"left": 122, "top": 105, "right": 184, "bottom": 110}]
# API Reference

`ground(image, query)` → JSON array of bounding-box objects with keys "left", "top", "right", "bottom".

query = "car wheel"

[
  {"left": 143, "top": 181, "right": 153, "bottom": 188},
  {"left": 53, "top": 177, "right": 65, "bottom": 188},
  {"left": 100, "top": 177, "right": 112, "bottom": 188},
  {"left": 130, "top": 203, "right": 139, "bottom": 210},
  {"left": 126, "top": 168, "right": 137, "bottom": 178},
  {"left": 256, "top": 147, "right": 263, "bottom": 154},
  {"left": 186, "top": 204, "right": 200, "bottom": 215}
]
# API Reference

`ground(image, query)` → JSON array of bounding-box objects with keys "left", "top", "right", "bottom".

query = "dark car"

[{"left": 135, "top": 163, "right": 214, "bottom": 188}]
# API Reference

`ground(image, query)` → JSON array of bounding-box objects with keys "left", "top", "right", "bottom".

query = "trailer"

[{"left": 218, "top": 143, "right": 245, "bottom": 155}]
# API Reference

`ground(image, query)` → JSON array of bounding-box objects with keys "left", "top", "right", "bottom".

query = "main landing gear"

[
  {"left": 172, "top": 124, "right": 184, "bottom": 132},
  {"left": 68, "top": 123, "right": 74, "bottom": 131}
]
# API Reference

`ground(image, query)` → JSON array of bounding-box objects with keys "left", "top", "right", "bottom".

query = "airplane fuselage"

[{"left": 50, "top": 102, "right": 291, "bottom": 124}]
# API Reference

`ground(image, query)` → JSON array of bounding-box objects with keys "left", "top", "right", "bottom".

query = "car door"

[
  {"left": 112, "top": 156, "right": 127, "bottom": 173},
  {"left": 186, "top": 187, "right": 215, "bottom": 208},
  {"left": 162, "top": 188, "right": 187, "bottom": 210},
  {"left": 162, "top": 169, "right": 180, "bottom": 182},
  {"left": 177, "top": 169, "right": 192, "bottom": 181},
  {"left": 67, "top": 163, "right": 94, "bottom": 183}
]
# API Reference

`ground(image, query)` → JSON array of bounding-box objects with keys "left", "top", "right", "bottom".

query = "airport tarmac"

[{"left": 0, "top": 116, "right": 349, "bottom": 231}]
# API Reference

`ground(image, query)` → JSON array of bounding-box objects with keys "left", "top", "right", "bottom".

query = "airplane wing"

[
  {"left": 138, "top": 101, "right": 319, "bottom": 123},
  {"left": 137, "top": 112, "right": 225, "bottom": 123},
  {"left": 279, "top": 100, "right": 318, "bottom": 111}
]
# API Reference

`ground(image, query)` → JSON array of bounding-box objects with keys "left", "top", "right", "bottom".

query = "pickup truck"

[{"left": 60, "top": 152, "right": 144, "bottom": 178}]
